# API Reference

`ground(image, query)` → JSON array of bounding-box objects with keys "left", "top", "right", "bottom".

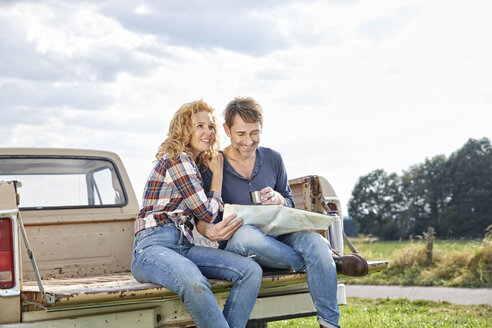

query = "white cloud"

[{"left": 100, "top": 0, "right": 295, "bottom": 56}]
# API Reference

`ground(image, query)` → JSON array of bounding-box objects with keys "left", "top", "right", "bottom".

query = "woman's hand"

[
  {"left": 209, "top": 152, "right": 224, "bottom": 175},
  {"left": 208, "top": 152, "right": 224, "bottom": 195},
  {"left": 195, "top": 214, "right": 242, "bottom": 242},
  {"left": 260, "top": 187, "right": 286, "bottom": 206}
]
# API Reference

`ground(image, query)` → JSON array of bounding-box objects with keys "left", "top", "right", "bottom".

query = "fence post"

[{"left": 425, "top": 226, "right": 435, "bottom": 265}]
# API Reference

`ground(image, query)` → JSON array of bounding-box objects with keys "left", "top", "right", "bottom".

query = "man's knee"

[
  {"left": 288, "top": 231, "right": 332, "bottom": 256},
  {"left": 226, "top": 225, "right": 274, "bottom": 259},
  {"left": 228, "top": 225, "right": 265, "bottom": 248}
]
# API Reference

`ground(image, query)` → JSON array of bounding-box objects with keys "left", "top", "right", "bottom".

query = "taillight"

[
  {"left": 327, "top": 203, "right": 338, "bottom": 213},
  {"left": 0, "top": 218, "right": 15, "bottom": 289}
]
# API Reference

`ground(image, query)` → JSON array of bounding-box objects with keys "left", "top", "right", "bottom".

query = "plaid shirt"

[{"left": 134, "top": 152, "right": 224, "bottom": 243}]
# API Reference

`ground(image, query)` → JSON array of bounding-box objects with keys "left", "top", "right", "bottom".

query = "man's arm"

[{"left": 270, "top": 151, "right": 295, "bottom": 207}]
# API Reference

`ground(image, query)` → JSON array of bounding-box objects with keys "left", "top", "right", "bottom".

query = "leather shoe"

[{"left": 333, "top": 253, "right": 368, "bottom": 276}]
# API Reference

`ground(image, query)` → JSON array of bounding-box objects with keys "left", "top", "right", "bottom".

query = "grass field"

[
  {"left": 344, "top": 239, "right": 483, "bottom": 262},
  {"left": 266, "top": 238, "right": 491, "bottom": 327},
  {"left": 268, "top": 298, "right": 492, "bottom": 327},
  {"left": 343, "top": 238, "right": 492, "bottom": 288}
]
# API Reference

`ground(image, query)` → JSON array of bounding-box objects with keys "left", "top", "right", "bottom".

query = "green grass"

[
  {"left": 267, "top": 239, "right": 491, "bottom": 327},
  {"left": 344, "top": 240, "right": 410, "bottom": 261},
  {"left": 343, "top": 238, "right": 492, "bottom": 288},
  {"left": 344, "top": 239, "right": 483, "bottom": 262},
  {"left": 268, "top": 298, "right": 492, "bottom": 327}
]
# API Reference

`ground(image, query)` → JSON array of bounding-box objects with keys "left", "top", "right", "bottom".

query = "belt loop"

[{"left": 179, "top": 224, "right": 186, "bottom": 244}]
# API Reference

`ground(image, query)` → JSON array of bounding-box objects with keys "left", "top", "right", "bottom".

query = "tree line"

[{"left": 347, "top": 137, "right": 492, "bottom": 240}]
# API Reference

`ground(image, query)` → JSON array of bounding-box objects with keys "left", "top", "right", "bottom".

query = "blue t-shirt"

[{"left": 202, "top": 146, "right": 295, "bottom": 213}]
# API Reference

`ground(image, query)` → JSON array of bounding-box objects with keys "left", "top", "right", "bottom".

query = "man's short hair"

[{"left": 224, "top": 97, "right": 263, "bottom": 128}]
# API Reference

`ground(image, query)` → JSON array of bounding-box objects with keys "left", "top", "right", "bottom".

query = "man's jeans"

[
  {"left": 225, "top": 225, "right": 340, "bottom": 328},
  {"left": 131, "top": 223, "right": 262, "bottom": 328}
]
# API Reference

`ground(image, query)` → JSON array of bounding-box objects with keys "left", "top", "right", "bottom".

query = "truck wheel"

[{"left": 246, "top": 320, "right": 268, "bottom": 328}]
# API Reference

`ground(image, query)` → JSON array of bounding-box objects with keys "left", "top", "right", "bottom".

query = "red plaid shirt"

[{"left": 134, "top": 152, "right": 223, "bottom": 243}]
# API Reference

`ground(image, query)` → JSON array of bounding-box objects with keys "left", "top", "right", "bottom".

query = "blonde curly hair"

[{"left": 155, "top": 100, "right": 220, "bottom": 168}]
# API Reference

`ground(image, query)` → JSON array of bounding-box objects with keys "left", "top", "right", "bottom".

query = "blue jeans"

[
  {"left": 131, "top": 223, "right": 262, "bottom": 328},
  {"left": 225, "top": 225, "right": 340, "bottom": 328}
]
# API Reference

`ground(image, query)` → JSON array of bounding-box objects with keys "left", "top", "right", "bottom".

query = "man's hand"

[
  {"left": 260, "top": 187, "right": 286, "bottom": 206},
  {"left": 195, "top": 214, "right": 242, "bottom": 242}
]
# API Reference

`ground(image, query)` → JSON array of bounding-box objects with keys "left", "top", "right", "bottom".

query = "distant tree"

[
  {"left": 348, "top": 169, "right": 407, "bottom": 240},
  {"left": 343, "top": 216, "right": 358, "bottom": 237},
  {"left": 441, "top": 138, "right": 492, "bottom": 238},
  {"left": 402, "top": 155, "right": 448, "bottom": 236},
  {"left": 348, "top": 137, "right": 492, "bottom": 239},
  {"left": 348, "top": 169, "right": 386, "bottom": 237}
]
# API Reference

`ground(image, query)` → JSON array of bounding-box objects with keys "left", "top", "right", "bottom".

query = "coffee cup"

[{"left": 250, "top": 190, "right": 262, "bottom": 204}]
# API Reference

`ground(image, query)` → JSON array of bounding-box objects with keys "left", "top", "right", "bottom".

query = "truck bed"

[
  {"left": 19, "top": 270, "right": 313, "bottom": 326},
  {"left": 21, "top": 261, "right": 388, "bottom": 311}
]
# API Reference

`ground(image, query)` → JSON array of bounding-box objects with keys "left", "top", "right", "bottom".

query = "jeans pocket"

[
  {"left": 134, "top": 223, "right": 181, "bottom": 255},
  {"left": 134, "top": 226, "right": 158, "bottom": 246},
  {"left": 133, "top": 242, "right": 152, "bottom": 256}
]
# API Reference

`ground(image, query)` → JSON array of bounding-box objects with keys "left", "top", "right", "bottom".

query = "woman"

[{"left": 131, "top": 100, "right": 262, "bottom": 328}]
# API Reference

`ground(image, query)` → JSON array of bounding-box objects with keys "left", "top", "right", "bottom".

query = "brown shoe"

[{"left": 333, "top": 253, "right": 368, "bottom": 276}]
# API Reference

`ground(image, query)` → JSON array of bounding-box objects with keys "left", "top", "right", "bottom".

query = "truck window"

[{"left": 0, "top": 156, "right": 126, "bottom": 209}]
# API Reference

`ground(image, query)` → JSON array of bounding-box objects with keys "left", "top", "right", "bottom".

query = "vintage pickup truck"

[{"left": 0, "top": 148, "right": 387, "bottom": 327}]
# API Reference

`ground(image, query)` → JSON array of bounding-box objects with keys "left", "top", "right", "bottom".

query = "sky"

[{"left": 1, "top": 0, "right": 491, "bottom": 216}]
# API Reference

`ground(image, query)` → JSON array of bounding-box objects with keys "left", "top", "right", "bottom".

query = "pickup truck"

[{"left": 0, "top": 147, "right": 387, "bottom": 327}]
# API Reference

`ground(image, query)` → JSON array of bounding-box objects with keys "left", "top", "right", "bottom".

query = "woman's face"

[{"left": 189, "top": 111, "right": 216, "bottom": 160}]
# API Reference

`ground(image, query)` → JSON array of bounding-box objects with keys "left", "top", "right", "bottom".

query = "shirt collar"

[{"left": 223, "top": 146, "right": 264, "bottom": 181}]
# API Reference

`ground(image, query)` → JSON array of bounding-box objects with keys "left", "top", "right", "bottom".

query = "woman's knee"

[
  {"left": 245, "top": 258, "right": 263, "bottom": 281},
  {"left": 234, "top": 257, "right": 263, "bottom": 290}
]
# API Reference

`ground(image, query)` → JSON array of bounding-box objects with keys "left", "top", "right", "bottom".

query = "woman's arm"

[
  {"left": 166, "top": 154, "right": 224, "bottom": 223},
  {"left": 195, "top": 213, "right": 242, "bottom": 242},
  {"left": 196, "top": 153, "right": 245, "bottom": 241}
]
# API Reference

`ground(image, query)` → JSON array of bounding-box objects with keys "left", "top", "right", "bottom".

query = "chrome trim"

[{"left": 324, "top": 197, "right": 344, "bottom": 255}]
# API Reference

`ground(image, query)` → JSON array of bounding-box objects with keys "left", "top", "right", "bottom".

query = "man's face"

[{"left": 224, "top": 114, "right": 261, "bottom": 160}]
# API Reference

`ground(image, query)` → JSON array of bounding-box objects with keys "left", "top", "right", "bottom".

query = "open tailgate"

[{"left": 22, "top": 261, "right": 387, "bottom": 312}]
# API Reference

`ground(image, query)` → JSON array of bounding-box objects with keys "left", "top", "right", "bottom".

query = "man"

[{"left": 200, "top": 97, "right": 367, "bottom": 328}]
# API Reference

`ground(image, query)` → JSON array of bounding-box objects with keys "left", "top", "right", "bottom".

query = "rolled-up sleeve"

[{"left": 275, "top": 153, "right": 295, "bottom": 208}]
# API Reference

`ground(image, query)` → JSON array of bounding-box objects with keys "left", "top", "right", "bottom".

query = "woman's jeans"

[
  {"left": 131, "top": 223, "right": 262, "bottom": 328},
  {"left": 225, "top": 225, "right": 340, "bottom": 328}
]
